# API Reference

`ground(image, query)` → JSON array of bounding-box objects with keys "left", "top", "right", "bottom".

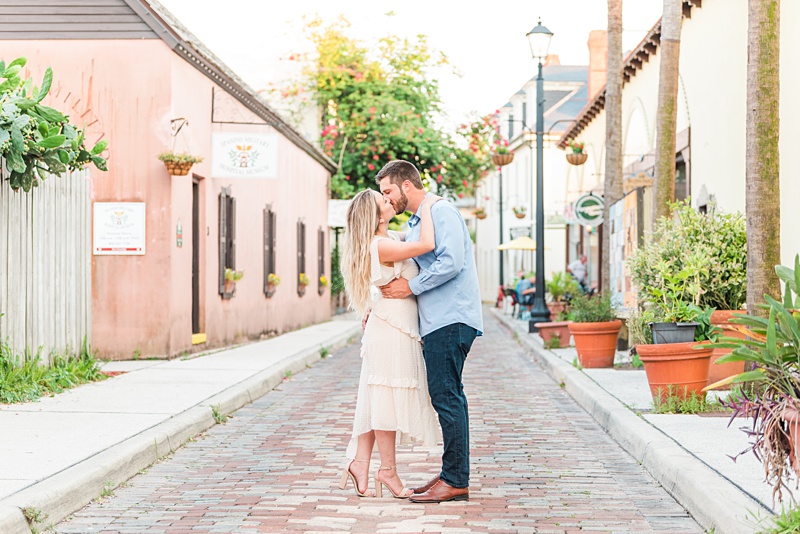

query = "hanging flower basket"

[
  {"left": 512, "top": 207, "right": 527, "bottom": 219},
  {"left": 566, "top": 152, "right": 588, "bottom": 166},
  {"left": 473, "top": 208, "right": 487, "bottom": 220},
  {"left": 491, "top": 152, "right": 514, "bottom": 167},
  {"left": 158, "top": 152, "right": 203, "bottom": 176},
  {"left": 163, "top": 161, "right": 194, "bottom": 176}
]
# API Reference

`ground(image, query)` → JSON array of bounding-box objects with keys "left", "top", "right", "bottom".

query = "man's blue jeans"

[{"left": 422, "top": 323, "right": 477, "bottom": 489}]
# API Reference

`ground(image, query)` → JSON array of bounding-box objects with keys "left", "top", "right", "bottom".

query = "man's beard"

[{"left": 393, "top": 191, "right": 408, "bottom": 214}]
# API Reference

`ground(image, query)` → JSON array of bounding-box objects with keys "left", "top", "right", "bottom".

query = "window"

[
  {"left": 297, "top": 219, "right": 306, "bottom": 296},
  {"left": 218, "top": 187, "right": 236, "bottom": 298},
  {"left": 521, "top": 102, "right": 527, "bottom": 129},
  {"left": 264, "top": 205, "right": 276, "bottom": 296},
  {"left": 317, "top": 227, "right": 326, "bottom": 295},
  {"left": 508, "top": 114, "right": 515, "bottom": 139}
]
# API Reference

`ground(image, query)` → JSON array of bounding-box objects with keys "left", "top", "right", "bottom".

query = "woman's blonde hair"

[{"left": 341, "top": 190, "right": 381, "bottom": 317}]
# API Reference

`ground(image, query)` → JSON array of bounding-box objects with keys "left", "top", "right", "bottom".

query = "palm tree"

[
  {"left": 602, "top": 0, "right": 623, "bottom": 291},
  {"left": 746, "top": 0, "right": 781, "bottom": 313},
  {"left": 652, "top": 0, "right": 683, "bottom": 222}
]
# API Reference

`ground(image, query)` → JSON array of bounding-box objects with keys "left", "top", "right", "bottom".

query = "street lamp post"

[{"left": 526, "top": 19, "right": 554, "bottom": 333}]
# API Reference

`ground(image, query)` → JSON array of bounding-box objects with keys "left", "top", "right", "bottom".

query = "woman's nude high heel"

[
  {"left": 339, "top": 458, "right": 372, "bottom": 497},
  {"left": 374, "top": 465, "right": 411, "bottom": 499}
]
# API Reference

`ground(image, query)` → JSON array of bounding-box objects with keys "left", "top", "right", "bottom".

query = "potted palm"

[
  {"left": 567, "top": 293, "right": 621, "bottom": 368},
  {"left": 705, "top": 255, "right": 800, "bottom": 502},
  {"left": 546, "top": 271, "right": 580, "bottom": 316}
]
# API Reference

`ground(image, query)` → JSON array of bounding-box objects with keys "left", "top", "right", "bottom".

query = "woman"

[{"left": 339, "top": 189, "right": 441, "bottom": 499}]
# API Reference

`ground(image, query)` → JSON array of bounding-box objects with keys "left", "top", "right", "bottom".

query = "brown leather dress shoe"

[
  {"left": 411, "top": 474, "right": 440, "bottom": 494},
  {"left": 408, "top": 479, "right": 468, "bottom": 503}
]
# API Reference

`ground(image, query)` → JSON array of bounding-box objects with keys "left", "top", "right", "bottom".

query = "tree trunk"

[
  {"left": 652, "top": 0, "right": 683, "bottom": 223},
  {"left": 602, "top": 0, "right": 623, "bottom": 292},
  {"left": 746, "top": 0, "right": 781, "bottom": 314}
]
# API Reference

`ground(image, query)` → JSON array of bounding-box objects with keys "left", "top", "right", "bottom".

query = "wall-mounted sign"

[
  {"left": 93, "top": 202, "right": 146, "bottom": 255},
  {"left": 211, "top": 133, "right": 278, "bottom": 178},
  {"left": 573, "top": 193, "right": 605, "bottom": 227}
]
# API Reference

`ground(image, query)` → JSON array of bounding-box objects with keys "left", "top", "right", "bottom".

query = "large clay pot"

[
  {"left": 636, "top": 342, "right": 714, "bottom": 402},
  {"left": 783, "top": 406, "right": 800, "bottom": 477},
  {"left": 707, "top": 310, "right": 747, "bottom": 387},
  {"left": 568, "top": 320, "right": 622, "bottom": 368},
  {"left": 535, "top": 321, "right": 572, "bottom": 348}
]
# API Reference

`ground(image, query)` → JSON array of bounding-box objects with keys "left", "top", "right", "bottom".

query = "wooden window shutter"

[
  {"left": 264, "top": 206, "right": 276, "bottom": 295},
  {"left": 218, "top": 190, "right": 228, "bottom": 295},
  {"left": 317, "top": 227, "right": 325, "bottom": 295},
  {"left": 228, "top": 196, "right": 236, "bottom": 271}
]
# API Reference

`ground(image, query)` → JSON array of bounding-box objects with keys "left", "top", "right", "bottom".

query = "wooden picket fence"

[{"left": 0, "top": 167, "right": 92, "bottom": 364}]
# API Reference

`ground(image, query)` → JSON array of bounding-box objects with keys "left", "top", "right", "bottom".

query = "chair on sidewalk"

[{"left": 502, "top": 287, "right": 519, "bottom": 317}]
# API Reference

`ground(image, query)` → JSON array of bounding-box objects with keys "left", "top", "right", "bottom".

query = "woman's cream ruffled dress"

[{"left": 345, "top": 233, "right": 441, "bottom": 458}]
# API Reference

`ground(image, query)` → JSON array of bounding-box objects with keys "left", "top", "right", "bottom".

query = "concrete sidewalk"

[
  {"left": 0, "top": 317, "right": 361, "bottom": 534},
  {"left": 491, "top": 307, "right": 778, "bottom": 534}
]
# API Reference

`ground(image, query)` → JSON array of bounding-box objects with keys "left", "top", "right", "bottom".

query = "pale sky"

[{"left": 158, "top": 0, "right": 663, "bottom": 128}]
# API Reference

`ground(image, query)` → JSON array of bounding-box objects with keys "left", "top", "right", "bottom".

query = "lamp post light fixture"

[{"left": 525, "top": 18, "right": 554, "bottom": 333}]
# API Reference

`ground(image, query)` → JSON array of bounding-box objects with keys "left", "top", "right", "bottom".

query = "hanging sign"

[
  {"left": 211, "top": 133, "right": 278, "bottom": 178},
  {"left": 573, "top": 193, "right": 605, "bottom": 227}
]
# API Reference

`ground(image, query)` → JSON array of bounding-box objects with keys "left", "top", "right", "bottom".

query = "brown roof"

[{"left": 557, "top": 0, "right": 702, "bottom": 149}]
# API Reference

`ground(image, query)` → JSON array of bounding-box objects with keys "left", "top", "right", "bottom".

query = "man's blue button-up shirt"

[{"left": 406, "top": 197, "right": 483, "bottom": 338}]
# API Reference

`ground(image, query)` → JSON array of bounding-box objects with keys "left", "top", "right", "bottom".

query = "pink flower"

[
  {"left": 373, "top": 154, "right": 379, "bottom": 161},
  {"left": 367, "top": 163, "right": 375, "bottom": 171},
  {"left": 418, "top": 127, "right": 424, "bottom": 134},
  {"left": 369, "top": 106, "right": 376, "bottom": 113},
  {"left": 436, "top": 175, "right": 443, "bottom": 183}
]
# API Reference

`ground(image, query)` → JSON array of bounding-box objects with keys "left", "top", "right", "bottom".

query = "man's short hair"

[{"left": 375, "top": 160, "right": 423, "bottom": 190}]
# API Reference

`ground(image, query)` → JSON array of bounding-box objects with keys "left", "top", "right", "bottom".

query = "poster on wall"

[
  {"left": 211, "top": 133, "right": 278, "bottom": 178},
  {"left": 93, "top": 202, "right": 146, "bottom": 255}
]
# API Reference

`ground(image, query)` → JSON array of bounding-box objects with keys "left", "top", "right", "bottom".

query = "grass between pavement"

[{"left": 0, "top": 338, "right": 106, "bottom": 404}]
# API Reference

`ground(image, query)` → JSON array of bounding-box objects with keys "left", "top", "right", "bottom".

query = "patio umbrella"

[{"left": 497, "top": 236, "right": 538, "bottom": 251}]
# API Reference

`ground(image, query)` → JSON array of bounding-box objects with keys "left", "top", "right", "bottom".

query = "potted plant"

[
  {"left": 512, "top": 206, "right": 527, "bottom": 219},
  {"left": 546, "top": 271, "right": 580, "bottom": 316},
  {"left": 266, "top": 273, "right": 280, "bottom": 297},
  {"left": 565, "top": 140, "right": 588, "bottom": 166},
  {"left": 491, "top": 139, "right": 514, "bottom": 167},
  {"left": 298, "top": 272, "right": 310, "bottom": 296},
  {"left": 473, "top": 207, "right": 487, "bottom": 220},
  {"left": 224, "top": 267, "right": 244, "bottom": 294},
  {"left": 567, "top": 293, "right": 621, "bottom": 368},
  {"left": 705, "top": 255, "right": 800, "bottom": 501},
  {"left": 536, "top": 310, "right": 572, "bottom": 349},
  {"left": 158, "top": 152, "right": 203, "bottom": 176},
  {"left": 635, "top": 305, "right": 718, "bottom": 403},
  {"left": 628, "top": 200, "right": 747, "bottom": 384},
  {"left": 319, "top": 274, "right": 329, "bottom": 295}
]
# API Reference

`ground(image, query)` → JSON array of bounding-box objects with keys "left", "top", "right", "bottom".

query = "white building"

[
  {"left": 558, "top": 0, "right": 800, "bottom": 304},
  {"left": 475, "top": 32, "right": 608, "bottom": 302}
]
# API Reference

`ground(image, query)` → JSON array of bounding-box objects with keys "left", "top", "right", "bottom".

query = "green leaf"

[
  {"left": 37, "top": 122, "right": 49, "bottom": 138},
  {"left": 91, "top": 155, "right": 108, "bottom": 171},
  {"left": 0, "top": 76, "right": 21, "bottom": 94},
  {"left": 37, "top": 68, "right": 52, "bottom": 102},
  {"left": 0, "top": 129, "right": 10, "bottom": 146},
  {"left": 91, "top": 139, "right": 108, "bottom": 155},
  {"left": 8, "top": 57, "right": 27, "bottom": 69},
  {"left": 2, "top": 65, "right": 21, "bottom": 79},
  {"left": 0, "top": 61, "right": 6, "bottom": 73},
  {"left": 33, "top": 104, "right": 65, "bottom": 123},
  {"left": 11, "top": 98, "right": 37, "bottom": 110},
  {"left": 38, "top": 134, "right": 66, "bottom": 148},
  {"left": 6, "top": 149, "right": 25, "bottom": 173},
  {"left": 57, "top": 149, "right": 70, "bottom": 164},
  {"left": 11, "top": 124, "right": 24, "bottom": 151}
]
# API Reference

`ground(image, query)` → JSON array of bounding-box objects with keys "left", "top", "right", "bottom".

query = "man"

[
  {"left": 516, "top": 273, "right": 536, "bottom": 306},
  {"left": 377, "top": 160, "right": 483, "bottom": 503},
  {"left": 566, "top": 254, "right": 588, "bottom": 292}
]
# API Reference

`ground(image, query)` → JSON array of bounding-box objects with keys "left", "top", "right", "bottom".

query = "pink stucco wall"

[{"left": 2, "top": 39, "right": 331, "bottom": 359}]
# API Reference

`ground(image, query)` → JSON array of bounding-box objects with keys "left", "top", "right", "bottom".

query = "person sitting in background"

[{"left": 516, "top": 273, "right": 536, "bottom": 306}]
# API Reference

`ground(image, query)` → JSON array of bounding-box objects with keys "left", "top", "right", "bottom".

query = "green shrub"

[
  {"left": 628, "top": 200, "right": 746, "bottom": 311},
  {"left": 569, "top": 293, "right": 617, "bottom": 323}
]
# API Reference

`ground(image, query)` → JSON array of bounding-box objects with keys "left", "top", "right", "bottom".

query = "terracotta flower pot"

[
  {"left": 474, "top": 212, "right": 487, "bottom": 220},
  {"left": 547, "top": 301, "right": 566, "bottom": 316},
  {"left": 783, "top": 406, "right": 800, "bottom": 477},
  {"left": 707, "top": 310, "right": 747, "bottom": 387},
  {"left": 636, "top": 342, "right": 714, "bottom": 402},
  {"left": 568, "top": 320, "right": 622, "bottom": 368},
  {"left": 535, "top": 321, "right": 572, "bottom": 348},
  {"left": 514, "top": 211, "right": 526, "bottom": 219}
]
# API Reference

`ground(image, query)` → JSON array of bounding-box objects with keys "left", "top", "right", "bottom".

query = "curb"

[
  {"left": 0, "top": 323, "right": 361, "bottom": 534},
  {"left": 491, "top": 308, "right": 768, "bottom": 534}
]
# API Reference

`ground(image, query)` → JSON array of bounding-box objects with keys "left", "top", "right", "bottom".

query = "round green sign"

[{"left": 574, "top": 194, "right": 604, "bottom": 227}]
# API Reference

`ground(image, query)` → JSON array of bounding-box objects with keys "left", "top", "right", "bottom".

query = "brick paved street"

[{"left": 56, "top": 312, "right": 702, "bottom": 533}]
